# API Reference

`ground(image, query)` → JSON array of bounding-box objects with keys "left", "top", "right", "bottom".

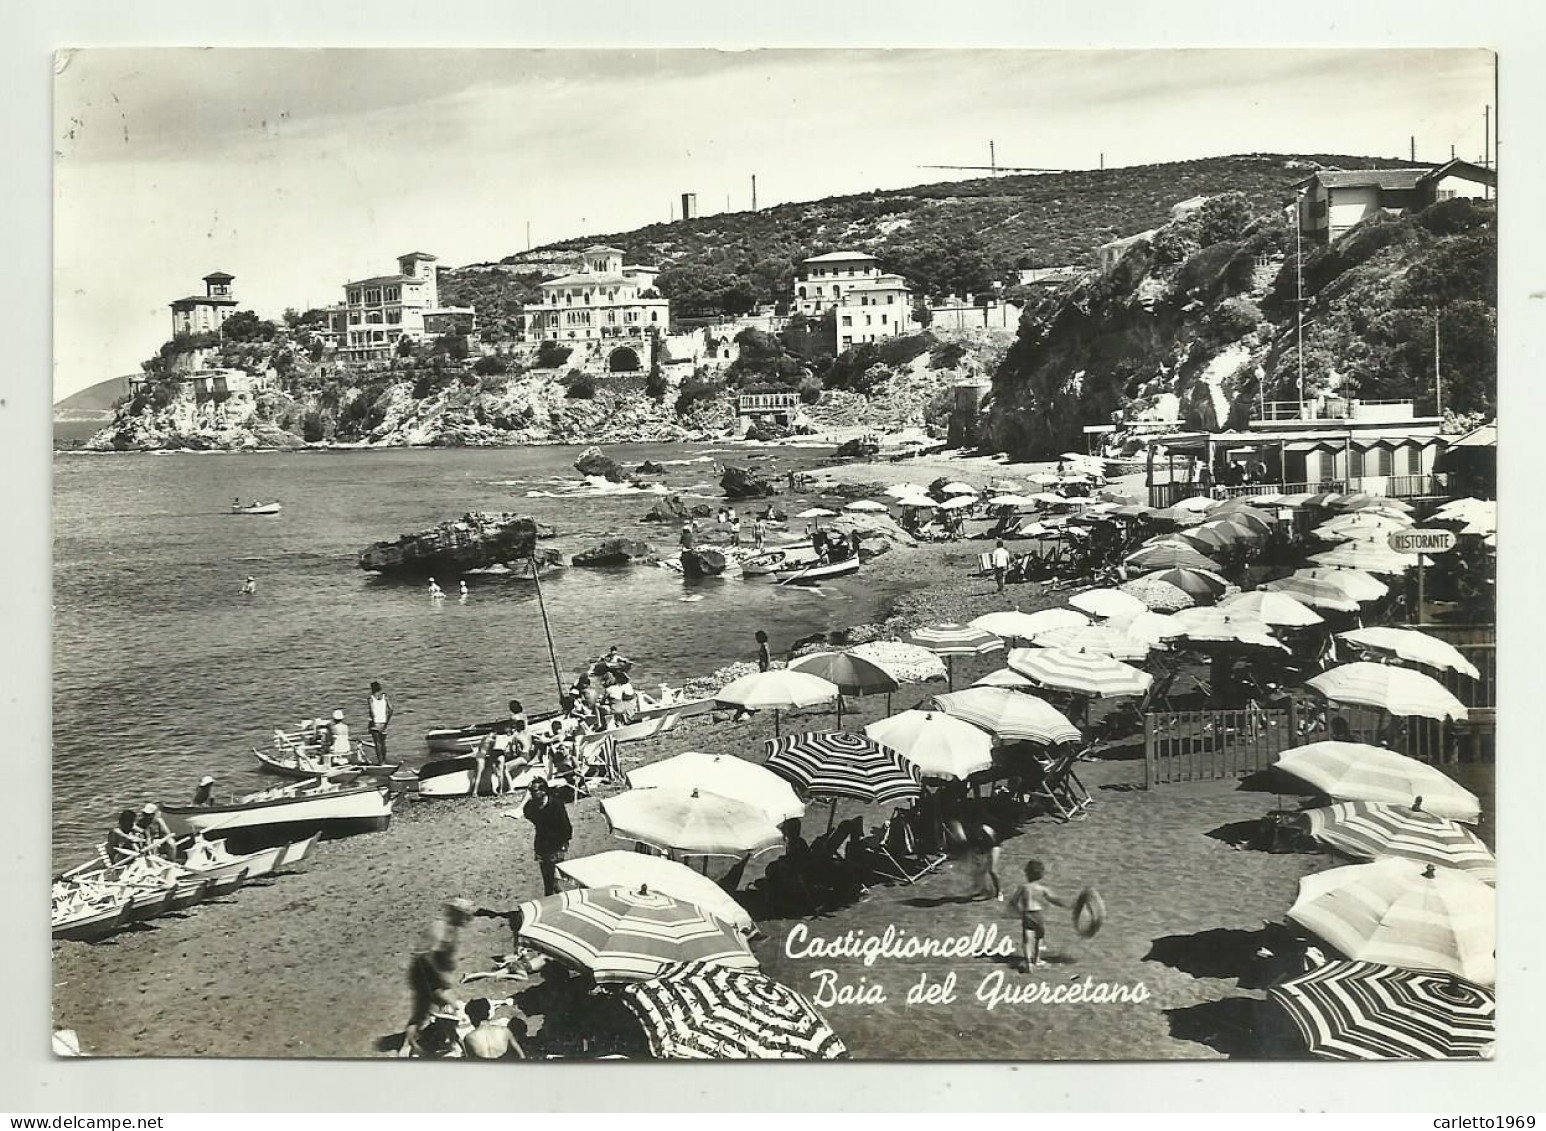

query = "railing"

[
  {"left": 1253, "top": 398, "right": 1415, "bottom": 423},
  {"left": 1146, "top": 480, "right": 1346, "bottom": 508},
  {"left": 1143, "top": 707, "right": 1299, "bottom": 787},
  {"left": 736, "top": 393, "right": 799, "bottom": 414}
]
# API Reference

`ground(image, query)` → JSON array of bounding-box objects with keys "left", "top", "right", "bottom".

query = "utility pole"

[
  {"left": 1295, "top": 189, "right": 1306, "bottom": 415},
  {"left": 1099, "top": 152, "right": 1104, "bottom": 170},
  {"left": 669, "top": 200, "right": 675, "bottom": 223},
  {"left": 751, "top": 173, "right": 757, "bottom": 212},
  {"left": 1410, "top": 135, "right": 1416, "bottom": 162},
  {"left": 1434, "top": 314, "right": 1443, "bottom": 417},
  {"left": 990, "top": 140, "right": 997, "bottom": 177},
  {"left": 526, "top": 221, "right": 531, "bottom": 251}
]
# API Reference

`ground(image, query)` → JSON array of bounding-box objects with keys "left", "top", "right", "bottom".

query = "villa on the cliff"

[
  {"left": 1295, "top": 160, "right": 1496, "bottom": 244},
  {"left": 791, "top": 251, "right": 914, "bottom": 349},
  {"left": 169, "top": 272, "right": 239, "bottom": 336},
  {"left": 523, "top": 245, "right": 670, "bottom": 373},
  {"left": 325, "top": 251, "right": 479, "bottom": 361}
]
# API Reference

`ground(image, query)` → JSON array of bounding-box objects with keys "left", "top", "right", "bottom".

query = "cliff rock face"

[
  {"left": 987, "top": 196, "right": 1497, "bottom": 460},
  {"left": 358, "top": 513, "right": 539, "bottom": 576}
]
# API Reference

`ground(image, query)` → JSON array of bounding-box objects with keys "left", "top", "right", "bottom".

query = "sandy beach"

[{"left": 53, "top": 479, "right": 1364, "bottom": 1061}]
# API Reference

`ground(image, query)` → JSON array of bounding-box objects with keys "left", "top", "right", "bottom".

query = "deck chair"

[
  {"left": 867, "top": 809, "right": 945, "bottom": 885},
  {"left": 577, "top": 732, "right": 622, "bottom": 786},
  {"left": 1027, "top": 750, "right": 1091, "bottom": 822}
]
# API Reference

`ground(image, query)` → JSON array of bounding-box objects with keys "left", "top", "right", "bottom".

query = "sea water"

[{"left": 51, "top": 443, "right": 899, "bottom": 868}]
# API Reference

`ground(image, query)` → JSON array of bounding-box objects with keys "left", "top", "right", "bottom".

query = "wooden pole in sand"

[{"left": 529, "top": 556, "right": 566, "bottom": 708}]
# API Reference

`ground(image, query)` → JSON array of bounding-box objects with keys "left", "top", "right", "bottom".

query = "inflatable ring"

[{"left": 1072, "top": 887, "right": 1105, "bottom": 938}]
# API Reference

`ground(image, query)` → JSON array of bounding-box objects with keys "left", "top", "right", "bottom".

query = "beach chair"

[
  {"left": 1026, "top": 750, "right": 1091, "bottom": 822},
  {"left": 867, "top": 810, "right": 945, "bottom": 885},
  {"left": 577, "top": 732, "right": 622, "bottom": 786}
]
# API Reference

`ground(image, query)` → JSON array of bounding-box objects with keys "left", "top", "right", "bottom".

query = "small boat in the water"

[
  {"left": 424, "top": 709, "right": 560, "bottom": 755},
  {"left": 232, "top": 500, "right": 283, "bottom": 516},
  {"left": 741, "top": 543, "right": 818, "bottom": 577},
  {"left": 161, "top": 779, "right": 394, "bottom": 844},
  {"left": 681, "top": 547, "right": 728, "bottom": 578},
  {"left": 775, "top": 555, "right": 861, "bottom": 585}
]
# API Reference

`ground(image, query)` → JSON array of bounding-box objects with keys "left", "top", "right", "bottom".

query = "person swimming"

[
  {"left": 428, "top": 577, "right": 444, "bottom": 599},
  {"left": 459, "top": 580, "right": 469, "bottom": 596},
  {"left": 241, "top": 576, "right": 256, "bottom": 596}
]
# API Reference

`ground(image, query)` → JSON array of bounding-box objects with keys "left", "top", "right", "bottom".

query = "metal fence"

[{"left": 1143, "top": 706, "right": 1300, "bottom": 787}]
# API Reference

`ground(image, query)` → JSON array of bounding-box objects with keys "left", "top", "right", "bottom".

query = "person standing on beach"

[
  {"left": 403, "top": 897, "right": 475, "bottom": 1053},
  {"left": 680, "top": 521, "right": 695, "bottom": 550},
  {"left": 753, "top": 517, "right": 767, "bottom": 551},
  {"left": 1007, "top": 859, "right": 1072, "bottom": 971},
  {"left": 755, "top": 630, "right": 772, "bottom": 672},
  {"left": 730, "top": 510, "right": 742, "bottom": 547},
  {"left": 965, "top": 823, "right": 1003, "bottom": 901},
  {"left": 366, "top": 681, "right": 394, "bottom": 764},
  {"left": 523, "top": 778, "right": 573, "bottom": 896},
  {"left": 990, "top": 540, "right": 1012, "bottom": 593}
]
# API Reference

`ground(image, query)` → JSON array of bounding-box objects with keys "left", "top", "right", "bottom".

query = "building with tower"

[
  {"left": 169, "top": 272, "right": 239, "bottom": 336},
  {"left": 327, "top": 250, "right": 477, "bottom": 360},
  {"left": 791, "top": 251, "right": 913, "bottom": 348},
  {"left": 523, "top": 245, "right": 670, "bottom": 372}
]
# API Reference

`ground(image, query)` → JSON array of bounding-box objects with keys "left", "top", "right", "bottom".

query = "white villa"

[
  {"left": 524, "top": 246, "right": 670, "bottom": 370},
  {"left": 791, "top": 251, "right": 913, "bottom": 348},
  {"left": 327, "top": 251, "right": 477, "bottom": 360},
  {"left": 169, "top": 272, "right": 239, "bottom": 336}
]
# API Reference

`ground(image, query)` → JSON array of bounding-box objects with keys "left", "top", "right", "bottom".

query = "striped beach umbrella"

[
  {"left": 1140, "top": 567, "right": 1231, "bottom": 601},
  {"left": 1174, "top": 525, "right": 1240, "bottom": 554},
  {"left": 932, "top": 686, "right": 1082, "bottom": 745},
  {"left": 1105, "top": 610, "right": 1176, "bottom": 648},
  {"left": 1260, "top": 574, "right": 1362, "bottom": 613},
  {"left": 517, "top": 885, "right": 758, "bottom": 983},
  {"left": 1337, "top": 628, "right": 1481, "bottom": 680},
  {"left": 1007, "top": 646, "right": 1153, "bottom": 699},
  {"left": 973, "top": 667, "right": 1037, "bottom": 689},
  {"left": 1219, "top": 590, "right": 1324, "bottom": 628},
  {"left": 905, "top": 623, "right": 1004, "bottom": 689},
  {"left": 601, "top": 788, "right": 785, "bottom": 857},
  {"left": 1274, "top": 742, "right": 1481, "bottom": 823},
  {"left": 1068, "top": 588, "right": 1148, "bottom": 620},
  {"left": 1162, "top": 607, "right": 1287, "bottom": 652},
  {"left": 970, "top": 608, "right": 1089, "bottom": 642},
  {"left": 1291, "top": 566, "right": 1389, "bottom": 602},
  {"left": 1269, "top": 961, "right": 1495, "bottom": 1060},
  {"left": 557, "top": 852, "right": 756, "bottom": 930},
  {"left": 1307, "top": 662, "right": 1468, "bottom": 722},
  {"left": 620, "top": 961, "right": 849, "bottom": 1060},
  {"left": 763, "top": 731, "right": 921, "bottom": 805},
  {"left": 1124, "top": 543, "right": 1224, "bottom": 572},
  {"left": 1287, "top": 859, "right": 1496, "bottom": 985},
  {"left": 715, "top": 669, "right": 840, "bottom": 736},
  {"left": 1303, "top": 801, "right": 1496, "bottom": 882},
  {"left": 1310, "top": 541, "right": 1413, "bottom": 575},
  {"left": 864, "top": 710, "right": 994, "bottom": 781},
  {"left": 1119, "top": 576, "right": 1196, "bottom": 612},
  {"left": 626, "top": 752, "right": 805, "bottom": 824},
  {"left": 1030, "top": 624, "right": 1152, "bottom": 662}
]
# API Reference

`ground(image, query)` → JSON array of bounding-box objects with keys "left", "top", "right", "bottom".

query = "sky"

[{"left": 52, "top": 47, "right": 1495, "bottom": 400}]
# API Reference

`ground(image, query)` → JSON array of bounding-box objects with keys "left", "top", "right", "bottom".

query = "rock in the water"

[
  {"left": 834, "top": 436, "right": 880, "bottom": 458},
  {"left": 680, "top": 547, "right": 728, "bottom": 578},
  {"left": 636, "top": 460, "right": 667, "bottom": 474},
  {"left": 571, "top": 538, "right": 659, "bottom": 568},
  {"left": 640, "top": 494, "right": 691, "bottom": 523},
  {"left": 720, "top": 464, "right": 777, "bottom": 499},
  {"left": 535, "top": 522, "right": 558, "bottom": 540},
  {"left": 575, "top": 445, "right": 625, "bottom": 483},
  {"left": 359, "top": 513, "right": 538, "bottom": 576},
  {"left": 690, "top": 504, "right": 715, "bottom": 518}
]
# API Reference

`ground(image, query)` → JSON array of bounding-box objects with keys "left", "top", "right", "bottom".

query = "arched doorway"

[{"left": 608, "top": 346, "right": 643, "bottom": 373}]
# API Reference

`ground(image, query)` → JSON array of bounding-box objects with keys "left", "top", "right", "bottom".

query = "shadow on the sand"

[
  {"left": 1165, "top": 997, "right": 1272, "bottom": 1057},
  {"left": 1233, "top": 767, "right": 1310, "bottom": 797},
  {"left": 902, "top": 894, "right": 986, "bottom": 909},
  {"left": 1205, "top": 819, "right": 1271, "bottom": 849},
  {"left": 1145, "top": 924, "right": 1307, "bottom": 989}
]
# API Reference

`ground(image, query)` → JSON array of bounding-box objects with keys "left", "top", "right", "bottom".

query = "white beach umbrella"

[
  {"left": 938, "top": 495, "right": 978, "bottom": 511},
  {"left": 941, "top": 482, "right": 977, "bottom": 495},
  {"left": 843, "top": 499, "right": 891, "bottom": 513},
  {"left": 864, "top": 710, "right": 994, "bottom": 781},
  {"left": 715, "top": 670, "right": 840, "bottom": 736},
  {"left": 557, "top": 851, "right": 755, "bottom": 929},
  {"left": 795, "top": 508, "right": 838, "bottom": 520},
  {"left": 1219, "top": 590, "right": 1325, "bottom": 628},
  {"left": 1307, "top": 662, "right": 1468, "bottom": 722},
  {"left": 1068, "top": 588, "right": 1148, "bottom": 620},
  {"left": 626, "top": 751, "right": 805, "bottom": 823},
  {"left": 1275, "top": 741, "right": 1481, "bottom": 823},
  {"left": 970, "top": 608, "right": 1090, "bottom": 642},
  {"left": 1336, "top": 628, "right": 1481, "bottom": 680},
  {"left": 883, "top": 483, "right": 926, "bottom": 499}
]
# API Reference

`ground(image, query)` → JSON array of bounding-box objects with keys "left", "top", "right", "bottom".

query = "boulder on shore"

[
  {"left": 571, "top": 538, "right": 659, "bottom": 568},
  {"left": 359, "top": 513, "right": 538, "bottom": 576},
  {"left": 680, "top": 547, "right": 728, "bottom": 578},
  {"left": 720, "top": 464, "right": 777, "bottom": 499},
  {"left": 640, "top": 494, "right": 691, "bottom": 523},
  {"left": 575, "top": 445, "right": 626, "bottom": 483},
  {"left": 834, "top": 436, "right": 880, "bottom": 459},
  {"left": 635, "top": 460, "right": 667, "bottom": 475}
]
